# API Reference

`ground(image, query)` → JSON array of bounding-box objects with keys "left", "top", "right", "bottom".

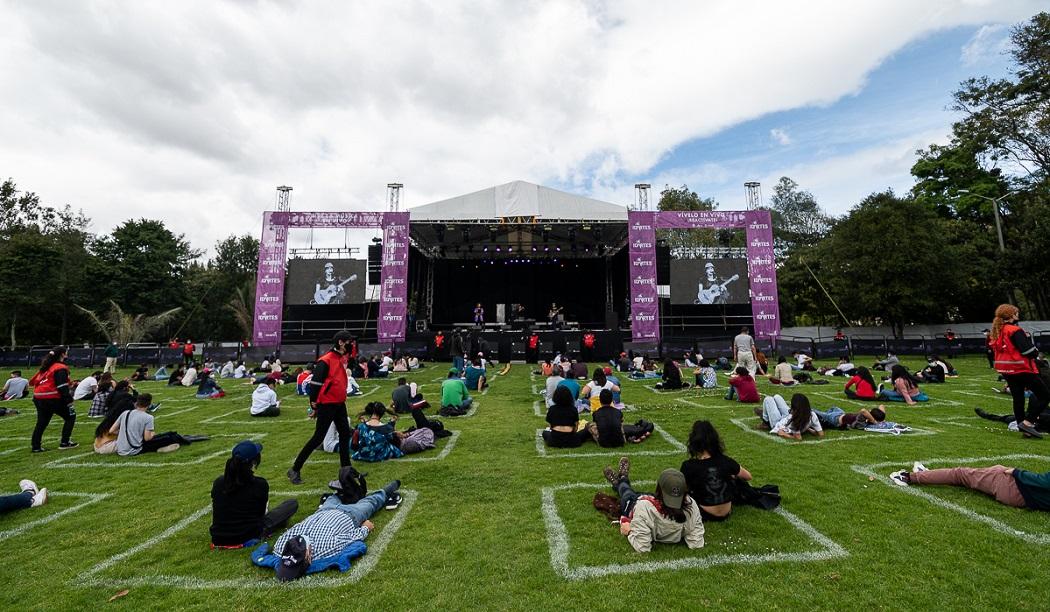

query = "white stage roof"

[{"left": 408, "top": 180, "right": 629, "bottom": 222}]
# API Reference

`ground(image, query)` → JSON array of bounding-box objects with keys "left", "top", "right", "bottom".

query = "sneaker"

[
  {"left": 602, "top": 466, "right": 619, "bottom": 486},
  {"left": 19, "top": 479, "right": 38, "bottom": 494},
  {"left": 31, "top": 447, "right": 47, "bottom": 453},
  {"left": 618, "top": 456, "right": 630, "bottom": 481},
  {"left": 58, "top": 441, "right": 79, "bottom": 450},
  {"left": 31, "top": 488, "right": 48, "bottom": 507},
  {"left": 1018, "top": 422, "right": 1045, "bottom": 439},
  {"left": 148, "top": 403, "right": 162, "bottom": 413},
  {"left": 156, "top": 443, "right": 180, "bottom": 453},
  {"left": 287, "top": 468, "right": 303, "bottom": 485},
  {"left": 384, "top": 492, "right": 403, "bottom": 510},
  {"left": 889, "top": 470, "right": 910, "bottom": 486},
  {"left": 912, "top": 462, "right": 928, "bottom": 473}
]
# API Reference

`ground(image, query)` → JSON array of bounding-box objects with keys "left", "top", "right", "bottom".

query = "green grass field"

[{"left": 1, "top": 355, "right": 1048, "bottom": 611}]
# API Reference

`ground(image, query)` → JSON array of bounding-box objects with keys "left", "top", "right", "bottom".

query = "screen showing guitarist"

[
  {"left": 695, "top": 262, "right": 738, "bottom": 305},
  {"left": 312, "top": 262, "right": 358, "bottom": 305}
]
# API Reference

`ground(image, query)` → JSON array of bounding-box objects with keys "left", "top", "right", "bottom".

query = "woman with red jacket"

[
  {"left": 29, "top": 346, "right": 78, "bottom": 452},
  {"left": 990, "top": 304, "right": 1049, "bottom": 439},
  {"left": 844, "top": 366, "right": 878, "bottom": 400}
]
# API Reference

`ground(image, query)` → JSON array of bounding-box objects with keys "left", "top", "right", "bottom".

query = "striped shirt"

[{"left": 272, "top": 509, "right": 370, "bottom": 559}]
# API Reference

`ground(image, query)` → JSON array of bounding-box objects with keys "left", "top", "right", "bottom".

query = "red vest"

[
  {"left": 183, "top": 343, "right": 195, "bottom": 355},
  {"left": 528, "top": 335, "right": 539, "bottom": 350},
  {"left": 32, "top": 362, "right": 69, "bottom": 400},
  {"left": 992, "top": 324, "right": 1037, "bottom": 375},
  {"left": 434, "top": 334, "right": 445, "bottom": 349},
  {"left": 316, "top": 350, "right": 349, "bottom": 404},
  {"left": 583, "top": 334, "right": 595, "bottom": 349}
]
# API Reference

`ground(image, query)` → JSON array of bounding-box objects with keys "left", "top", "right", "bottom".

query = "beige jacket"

[{"left": 625, "top": 496, "right": 705, "bottom": 553}]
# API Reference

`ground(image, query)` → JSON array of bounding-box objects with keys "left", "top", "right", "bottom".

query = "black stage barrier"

[
  {"left": 774, "top": 338, "right": 814, "bottom": 357},
  {"left": 29, "top": 347, "right": 54, "bottom": 367},
  {"left": 624, "top": 341, "right": 659, "bottom": 360},
  {"left": 886, "top": 338, "right": 928, "bottom": 355},
  {"left": 0, "top": 349, "right": 28, "bottom": 367},
  {"left": 510, "top": 341, "right": 527, "bottom": 360},
  {"left": 812, "top": 340, "right": 851, "bottom": 359},
  {"left": 66, "top": 347, "right": 97, "bottom": 368},
  {"left": 695, "top": 340, "right": 734, "bottom": 360},
  {"left": 958, "top": 338, "right": 989, "bottom": 352},
  {"left": 1036, "top": 334, "right": 1050, "bottom": 352},
  {"left": 204, "top": 345, "right": 241, "bottom": 363},
  {"left": 397, "top": 342, "right": 428, "bottom": 359},
  {"left": 662, "top": 338, "right": 695, "bottom": 360},
  {"left": 849, "top": 338, "right": 886, "bottom": 355},
  {"left": 243, "top": 346, "right": 277, "bottom": 365},
  {"left": 279, "top": 344, "right": 319, "bottom": 364},
  {"left": 159, "top": 348, "right": 184, "bottom": 366},
  {"left": 124, "top": 346, "right": 160, "bottom": 367},
  {"left": 926, "top": 338, "right": 965, "bottom": 356}
]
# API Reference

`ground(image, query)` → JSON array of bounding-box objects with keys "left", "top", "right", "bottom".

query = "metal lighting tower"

[
  {"left": 745, "top": 181, "right": 762, "bottom": 210},
  {"left": 634, "top": 183, "right": 651, "bottom": 211},
  {"left": 387, "top": 183, "right": 404, "bottom": 212},
  {"left": 275, "top": 185, "right": 292, "bottom": 242}
]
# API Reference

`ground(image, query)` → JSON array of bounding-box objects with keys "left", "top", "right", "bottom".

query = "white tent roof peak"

[{"left": 408, "top": 180, "right": 629, "bottom": 222}]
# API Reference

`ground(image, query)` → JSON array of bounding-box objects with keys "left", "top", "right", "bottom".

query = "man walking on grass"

[
  {"left": 733, "top": 327, "right": 758, "bottom": 377},
  {"left": 288, "top": 331, "right": 354, "bottom": 484}
]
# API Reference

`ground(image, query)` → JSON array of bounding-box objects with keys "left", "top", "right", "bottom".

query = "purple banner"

[
  {"left": 654, "top": 210, "right": 749, "bottom": 229},
  {"left": 377, "top": 212, "right": 410, "bottom": 342},
  {"left": 628, "top": 211, "right": 659, "bottom": 342},
  {"left": 252, "top": 211, "right": 289, "bottom": 345},
  {"left": 743, "top": 210, "right": 780, "bottom": 340},
  {"left": 273, "top": 211, "right": 386, "bottom": 228}
]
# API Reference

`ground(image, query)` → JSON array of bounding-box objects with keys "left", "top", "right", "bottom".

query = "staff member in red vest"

[
  {"left": 182, "top": 339, "right": 196, "bottom": 366},
  {"left": 28, "top": 346, "right": 78, "bottom": 452},
  {"left": 288, "top": 331, "right": 354, "bottom": 484},
  {"left": 990, "top": 304, "right": 1049, "bottom": 439},
  {"left": 582, "top": 332, "right": 596, "bottom": 361}
]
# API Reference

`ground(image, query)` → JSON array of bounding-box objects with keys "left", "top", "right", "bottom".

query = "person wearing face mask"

[{"left": 990, "top": 304, "right": 1049, "bottom": 439}]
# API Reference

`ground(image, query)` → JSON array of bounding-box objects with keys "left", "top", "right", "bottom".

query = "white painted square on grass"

[
  {"left": 311, "top": 430, "right": 461, "bottom": 464},
  {"left": 0, "top": 492, "right": 112, "bottom": 542},
  {"left": 541, "top": 480, "right": 847, "bottom": 580},
  {"left": 534, "top": 423, "right": 686, "bottom": 458},
  {"left": 43, "top": 433, "right": 268, "bottom": 469},
  {"left": 729, "top": 416, "right": 937, "bottom": 445},
  {"left": 73, "top": 489, "right": 418, "bottom": 589},
  {"left": 850, "top": 454, "right": 1050, "bottom": 545}
]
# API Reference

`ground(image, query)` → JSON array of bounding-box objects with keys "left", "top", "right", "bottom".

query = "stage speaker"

[
  {"left": 367, "top": 244, "right": 383, "bottom": 284},
  {"left": 656, "top": 244, "right": 670, "bottom": 285},
  {"left": 604, "top": 310, "right": 618, "bottom": 330}
]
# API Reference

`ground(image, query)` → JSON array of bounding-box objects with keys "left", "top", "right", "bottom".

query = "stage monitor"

[
  {"left": 285, "top": 258, "right": 367, "bottom": 305},
  {"left": 670, "top": 259, "right": 750, "bottom": 305}
]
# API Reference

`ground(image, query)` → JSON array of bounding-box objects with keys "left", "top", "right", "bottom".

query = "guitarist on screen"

[
  {"left": 695, "top": 261, "right": 738, "bottom": 305},
  {"left": 312, "top": 261, "right": 358, "bottom": 305}
]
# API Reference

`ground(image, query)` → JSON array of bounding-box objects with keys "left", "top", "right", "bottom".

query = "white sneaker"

[
  {"left": 889, "top": 470, "right": 910, "bottom": 486},
  {"left": 912, "top": 462, "right": 928, "bottom": 473},
  {"left": 157, "top": 444, "right": 180, "bottom": 453},
  {"left": 31, "top": 488, "right": 48, "bottom": 507},
  {"left": 19, "top": 479, "right": 38, "bottom": 494}
]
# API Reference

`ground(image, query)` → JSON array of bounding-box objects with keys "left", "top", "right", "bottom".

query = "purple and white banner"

[
  {"left": 377, "top": 212, "right": 410, "bottom": 342},
  {"left": 252, "top": 212, "right": 289, "bottom": 346},
  {"left": 743, "top": 211, "right": 779, "bottom": 340},
  {"left": 628, "top": 211, "right": 659, "bottom": 342},
  {"left": 252, "top": 210, "right": 410, "bottom": 346}
]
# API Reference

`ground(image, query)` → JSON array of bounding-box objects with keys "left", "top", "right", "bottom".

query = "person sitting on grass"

[
  {"left": 793, "top": 351, "right": 815, "bottom": 371},
  {"left": 879, "top": 365, "right": 928, "bottom": 405},
  {"left": 813, "top": 404, "right": 887, "bottom": 430},
  {"left": 181, "top": 363, "right": 198, "bottom": 387},
  {"left": 352, "top": 401, "right": 439, "bottom": 462},
  {"left": 439, "top": 368, "right": 473, "bottom": 417},
  {"left": 2, "top": 370, "right": 29, "bottom": 401},
  {"left": 915, "top": 355, "right": 948, "bottom": 383},
  {"left": 87, "top": 379, "right": 114, "bottom": 418},
  {"left": 220, "top": 360, "right": 236, "bottom": 379},
  {"left": 109, "top": 394, "right": 193, "bottom": 455},
  {"left": 390, "top": 377, "right": 427, "bottom": 414},
  {"left": 129, "top": 364, "right": 150, "bottom": 382},
  {"left": 655, "top": 358, "right": 690, "bottom": 390},
  {"left": 818, "top": 357, "right": 855, "bottom": 376},
  {"left": 581, "top": 368, "right": 620, "bottom": 412},
  {"left": 92, "top": 396, "right": 129, "bottom": 455},
  {"left": 844, "top": 366, "right": 878, "bottom": 400},
  {"left": 0, "top": 479, "right": 47, "bottom": 513},
  {"left": 544, "top": 367, "right": 565, "bottom": 408},
  {"left": 296, "top": 366, "right": 313, "bottom": 396},
  {"left": 153, "top": 364, "right": 171, "bottom": 382},
  {"left": 250, "top": 379, "right": 280, "bottom": 417},
  {"left": 756, "top": 393, "right": 823, "bottom": 440},
  {"left": 890, "top": 461, "right": 1050, "bottom": 512},
  {"left": 195, "top": 369, "right": 226, "bottom": 399},
  {"left": 73, "top": 371, "right": 102, "bottom": 401},
  {"left": 872, "top": 352, "right": 899, "bottom": 371},
  {"left": 768, "top": 356, "right": 797, "bottom": 387},
  {"left": 269, "top": 476, "right": 403, "bottom": 582},
  {"left": 601, "top": 458, "right": 704, "bottom": 553},
  {"left": 234, "top": 362, "right": 248, "bottom": 379},
  {"left": 725, "top": 367, "right": 760, "bottom": 403},
  {"left": 167, "top": 365, "right": 185, "bottom": 386},
  {"left": 693, "top": 359, "right": 718, "bottom": 389},
  {"left": 210, "top": 440, "right": 298, "bottom": 547},
  {"left": 542, "top": 386, "right": 590, "bottom": 448},
  {"left": 586, "top": 389, "right": 653, "bottom": 447},
  {"left": 464, "top": 358, "right": 487, "bottom": 391},
  {"left": 680, "top": 420, "right": 752, "bottom": 521}
]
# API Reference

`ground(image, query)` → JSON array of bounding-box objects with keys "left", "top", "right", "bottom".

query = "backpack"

[{"left": 324, "top": 465, "right": 369, "bottom": 505}]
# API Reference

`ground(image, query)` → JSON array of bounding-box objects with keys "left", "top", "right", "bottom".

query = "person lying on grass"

[
  {"left": 270, "top": 476, "right": 403, "bottom": 582},
  {"left": 975, "top": 406, "right": 1050, "bottom": 435},
  {"left": 680, "top": 420, "right": 752, "bottom": 521},
  {"left": 586, "top": 389, "right": 653, "bottom": 447},
  {"left": 0, "top": 479, "right": 47, "bottom": 513},
  {"left": 813, "top": 404, "right": 887, "bottom": 430},
  {"left": 347, "top": 401, "right": 441, "bottom": 462},
  {"left": 890, "top": 461, "right": 1050, "bottom": 511},
  {"left": 725, "top": 367, "right": 760, "bottom": 403},
  {"left": 601, "top": 458, "right": 704, "bottom": 553},
  {"left": 872, "top": 352, "right": 899, "bottom": 371},
  {"left": 844, "top": 366, "right": 878, "bottom": 400},
  {"left": 210, "top": 440, "right": 298, "bottom": 548},
  {"left": 755, "top": 393, "right": 824, "bottom": 440},
  {"left": 878, "top": 365, "right": 928, "bottom": 405},
  {"left": 818, "top": 357, "right": 855, "bottom": 377}
]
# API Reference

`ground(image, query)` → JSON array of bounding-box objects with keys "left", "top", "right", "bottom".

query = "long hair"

[
  {"left": 222, "top": 456, "right": 259, "bottom": 495},
  {"left": 38, "top": 346, "right": 67, "bottom": 372},
  {"left": 653, "top": 485, "right": 692, "bottom": 523},
  {"left": 856, "top": 366, "right": 876, "bottom": 389},
  {"left": 592, "top": 368, "right": 607, "bottom": 387},
  {"left": 991, "top": 304, "right": 1019, "bottom": 341},
  {"left": 890, "top": 364, "right": 919, "bottom": 389},
  {"left": 95, "top": 398, "right": 132, "bottom": 439},
  {"left": 687, "top": 420, "right": 725, "bottom": 458},
  {"left": 107, "top": 380, "right": 131, "bottom": 408},
  {"left": 551, "top": 385, "right": 574, "bottom": 409},
  {"left": 789, "top": 393, "right": 812, "bottom": 433}
]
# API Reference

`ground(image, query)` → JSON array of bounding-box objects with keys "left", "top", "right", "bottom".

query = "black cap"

[
  {"left": 275, "top": 535, "right": 310, "bottom": 582},
  {"left": 332, "top": 331, "right": 353, "bottom": 345}
]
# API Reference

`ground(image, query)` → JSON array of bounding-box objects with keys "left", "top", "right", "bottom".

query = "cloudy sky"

[{"left": 0, "top": 1, "right": 1044, "bottom": 255}]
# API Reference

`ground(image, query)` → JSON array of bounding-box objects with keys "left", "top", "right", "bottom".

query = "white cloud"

[
  {"left": 0, "top": 1, "right": 1042, "bottom": 254},
  {"left": 961, "top": 23, "right": 1012, "bottom": 66},
  {"left": 770, "top": 128, "right": 793, "bottom": 146}
]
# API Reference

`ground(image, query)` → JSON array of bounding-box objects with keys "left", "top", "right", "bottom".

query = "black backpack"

[{"left": 322, "top": 466, "right": 369, "bottom": 505}]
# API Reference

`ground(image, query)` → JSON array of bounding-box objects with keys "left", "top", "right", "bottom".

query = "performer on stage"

[
  {"left": 473, "top": 303, "right": 485, "bottom": 326},
  {"left": 548, "top": 302, "right": 563, "bottom": 330},
  {"left": 288, "top": 331, "right": 354, "bottom": 484}
]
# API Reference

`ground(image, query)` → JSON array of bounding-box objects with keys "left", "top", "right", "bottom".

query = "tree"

[
  {"left": 766, "top": 176, "right": 833, "bottom": 258},
  {"left": 75, "top": 301, "right": 182, "bottom": 344},
  {"left": 179, "top": 235, "right": 259, "bottom": 342},
  {"left": 655, "top": 184, "right": 738, "bottom": 249}
]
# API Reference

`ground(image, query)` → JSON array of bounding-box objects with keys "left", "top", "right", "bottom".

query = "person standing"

[
  {"left": 182, "top": 339, "right": 196, "bottom": 366},
  {"left": 432, "top": 330, "right": 446, "bottom": 362},
  {"left": 103, "top": 342, "right": 120, "bottom": 374},
  {"left": 29, "top": 347, "right": 78, "bottom": 452},
  {"left": 473, "top": 303, "right": 484, "bottom": 327},
  {"left": 732, "top": 327, "right": 758, "bottom": 377},
  {"left": 288, "top": 332, "right": 354, "bottom": 484},
  {"left": 989, "top": 304, "right": 1049, "bottom": 439},
  {"left": 451, "top": 331, "right": 465, "bottom": 373}
]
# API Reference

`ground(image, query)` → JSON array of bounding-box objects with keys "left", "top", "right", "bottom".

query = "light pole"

[{"left": 958, "top": 189, "right": 1015, "bottom": 253}]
